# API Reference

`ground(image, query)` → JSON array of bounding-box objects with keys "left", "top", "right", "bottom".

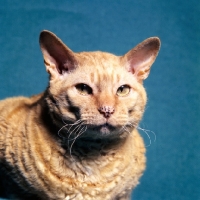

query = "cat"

[{"left": 0, "top": 30, "right": 160, "bottom": 200}]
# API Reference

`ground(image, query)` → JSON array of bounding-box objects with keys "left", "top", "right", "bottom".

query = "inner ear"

[
  {"left": 39, "top": 30, "right": 77, "bottom": 75},
  {"left": 123, "top": 37, "right": 161, "bottom": 80}
]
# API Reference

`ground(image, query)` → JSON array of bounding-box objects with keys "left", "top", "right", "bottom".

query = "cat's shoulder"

[
  {"left": 0, "top": 93, "right": 43, "bottom": 113},
  {"left": 0, "top": 96, "right": 29, "bottom": 106},
  {"left": 0, "top": 93, "right": 42, "bottom": 104},
  {"left": 0, "top": 96, "right": 28, "bottom": 109}
]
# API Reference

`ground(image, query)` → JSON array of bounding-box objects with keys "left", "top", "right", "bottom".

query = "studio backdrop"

[{"left": 0, "top": 1, "right": 199, "bottom": 199}]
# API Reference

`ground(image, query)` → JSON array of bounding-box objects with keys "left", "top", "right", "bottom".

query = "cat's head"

[{"left": 39, "top": 30, "right": 160, "bottom": 140}]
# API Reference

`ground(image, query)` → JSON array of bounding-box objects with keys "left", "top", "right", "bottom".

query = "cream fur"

[{"left": 0, "top": 30, "right": 160, "bottom": 200}]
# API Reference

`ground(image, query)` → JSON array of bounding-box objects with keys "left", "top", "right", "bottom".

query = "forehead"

[
  {"left": 76, "top": 51, "right": 121, "bottom": 68},
  {"left": 74, "top": 51, "right": 127, "bottom": 83}
]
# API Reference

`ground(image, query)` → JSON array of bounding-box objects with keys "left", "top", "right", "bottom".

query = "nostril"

[
  {"left": 104, "top": 112, "right": 111, "bottom": 118},
  {"left": 98, "top": 106, "right": 115, "bottom": 118}
]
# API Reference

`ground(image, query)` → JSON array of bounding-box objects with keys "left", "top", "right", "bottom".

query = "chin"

[
  {"left": 86, "top": 123, "right": 126, "bottom": 139},
  {"left": 99, "top": 125, "right": 111, "bottom": 135}
]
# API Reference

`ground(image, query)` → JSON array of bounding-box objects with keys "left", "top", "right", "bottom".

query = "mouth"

[
  {"left": 99, "top": 124, "right": 112, "bottom": 134},
  {"left": 91, "top": 123, "right": 117, "bottom": 135}
]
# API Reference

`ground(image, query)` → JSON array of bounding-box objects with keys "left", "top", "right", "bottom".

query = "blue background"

[{"left": 0, "top": 1, "right": 200, "bottom": 199}]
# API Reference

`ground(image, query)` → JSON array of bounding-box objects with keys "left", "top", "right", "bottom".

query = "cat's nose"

[{"left": 98, "top": 106, "right": 115, "bottom": 118}]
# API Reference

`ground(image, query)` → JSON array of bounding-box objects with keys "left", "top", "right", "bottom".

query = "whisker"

[
  {"left": 69, "top": 126, "right": 87, "bottom": 158},
  {"left": 137, "top": 127, "right": 152, "bottom": 147},
  {"left": 57, "top": 119, "right": 84, "bottom": 139},
  {"left": 122, "top": 125, "right": 131, "bottom": 134},
  {"left": 67, "top": 123, "right": 85, "bottom": 141},
  {"left": 67, "top": 121, "right": 85, "bottom": 138},
  {"left": 57, "top": 119, "right": 87, "bottom": 158},
  {"left": 125, "top": 121, "right": 156, "bottom": 147},
  {"left": 67, "top": 120, "right": 83, "bottom": 133},
  {"left": 137, "top": 126, "right": 156, "bottom": 144},
  {"left": 127, "top": 121, "right": 137, "bottom": 128},
  {"left": 58, "top": 124, "right": 69, "bottom": 139},
  {"left": 67, "top": 121, "right": 85, "bottom": 147}
]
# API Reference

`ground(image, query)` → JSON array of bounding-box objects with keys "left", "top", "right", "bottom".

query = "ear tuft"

[
  {"left": 123, "top": 37, "right": 161, "bottom": 81},
  {"left": 39, "top": 30, "right": 77, "bottom": 78}
]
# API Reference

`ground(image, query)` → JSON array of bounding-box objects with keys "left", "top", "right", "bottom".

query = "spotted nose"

[{"left": 98, "top": 106, "right": 115, "bottom": 118}]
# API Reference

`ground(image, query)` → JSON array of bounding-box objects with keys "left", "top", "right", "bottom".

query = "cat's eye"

[
  {"left": 116, "top": 85, "right": 130, "bottom": 97},
  {"left": 75, "top": 83, "right": 93, "bottom": 95}
]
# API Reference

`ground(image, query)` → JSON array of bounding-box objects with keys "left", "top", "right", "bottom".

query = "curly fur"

[{"left": 0, "top": 30, "right": 160, "bottom": 200}]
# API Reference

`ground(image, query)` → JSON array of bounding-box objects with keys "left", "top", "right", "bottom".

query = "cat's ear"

[
  {"left": 39, "top": 30, "right": 77, "bottom": 79},
  {"left": 123, "top": 37, "right": 161, "bottom": 81}
]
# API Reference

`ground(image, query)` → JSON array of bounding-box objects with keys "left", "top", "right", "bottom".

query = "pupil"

[{"left": 82, "top": 84, "right": 86, "bottom": 90}]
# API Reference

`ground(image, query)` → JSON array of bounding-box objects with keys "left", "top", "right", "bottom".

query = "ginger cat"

[{"left": 0, "top": 30, "right": 160, "bottom": 200}]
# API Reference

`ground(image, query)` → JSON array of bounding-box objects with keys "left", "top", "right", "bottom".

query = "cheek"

[
  {"left": 73, "top": 95, "right": 98, "bottom": 115},
  {"left": 116, "top": 91, "right": 139, "bottom": 113},
  {"left": 67, "top": 88, "right": 97, "bottom": 112},
  {"left": 127, "top": 92, "right": 147, "bottom": 122},
  {"left": 114, "top": 91, "right": 145, "bottom": 120}
]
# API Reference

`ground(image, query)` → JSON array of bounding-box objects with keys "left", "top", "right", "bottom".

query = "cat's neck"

[{"left": 61, "top": 135, "right": 127, "bottom": 160}]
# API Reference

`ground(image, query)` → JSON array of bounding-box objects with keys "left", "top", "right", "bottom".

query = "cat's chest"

[
  {"left": 28, "top": 128, "right": 144, "bottom": 200},
  {"left": 48, "top": 154, "right": 127, "bottom": 200}
]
